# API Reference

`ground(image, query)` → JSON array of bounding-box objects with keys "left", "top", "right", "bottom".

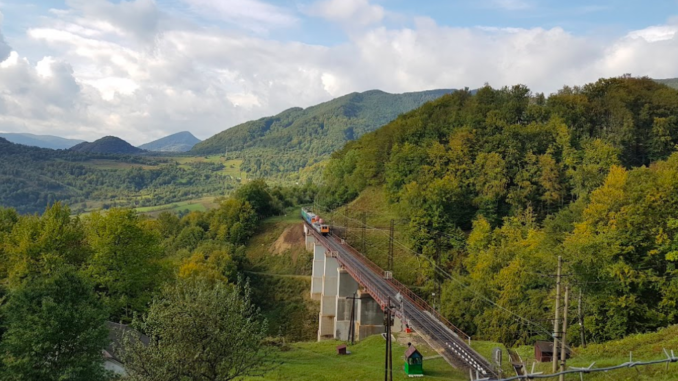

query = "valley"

[{"left": 2, "top": 76, "right": 678, "bottom": 380}]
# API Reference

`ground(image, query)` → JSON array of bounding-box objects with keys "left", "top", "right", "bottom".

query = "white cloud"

[
  {"left": 1, "top": 1, "right": 678, "bottom": 145},
  {"left": 627, "top": 25, "right": 678, "bottom": 42},
  {"left": 305, "top": 0, "right": 384, "bottom": 27},
  {"left": 181, "top": 0, "right": 297, "bottom": 33}
]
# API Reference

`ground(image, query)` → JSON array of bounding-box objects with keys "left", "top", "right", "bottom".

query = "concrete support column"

[
  {"left": 310, "top": 243, "right": 325, "bottom": 300},
  {"left": 333, "top": 268, "right": 360, "bottom": 340},
  {"left": 305, "top": 230, "right": 317, "bottom": 251},
  {"left": 318, "top": 254, "right": 339, "bottom": 341},
  {"left": 356, "top": 291, "right": 385, "bottom": 341}
]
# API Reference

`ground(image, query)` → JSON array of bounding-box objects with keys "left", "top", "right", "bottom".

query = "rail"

[{"left": 327, "top": 232, "right": 471, "bottom": 342}]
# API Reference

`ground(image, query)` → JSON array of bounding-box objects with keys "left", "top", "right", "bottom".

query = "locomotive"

[{"left": 301, "top": 208, "right": 330, "bottom": 235}]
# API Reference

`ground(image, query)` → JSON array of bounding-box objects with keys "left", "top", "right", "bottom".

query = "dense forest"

[
  {"left": 320, "top": 76, "right": 678, "bottom": 345},
  {"left": 0, "top": 180, "right": 316, "bottom": 380},
  {"left": 191, "top": 89, "right": 454, "bottom": 177},
  {"left": 0, "top": 138, "right": 235, "bottom": 214}
]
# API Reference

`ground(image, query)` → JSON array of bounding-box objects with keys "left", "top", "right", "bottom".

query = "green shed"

[{"left": 404, "top": 344, "right": 424, "bottom": 377}]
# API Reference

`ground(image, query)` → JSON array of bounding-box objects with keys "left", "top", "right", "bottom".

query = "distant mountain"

[
  {"left": 70, "top": 136, "right": 144, "bottom": 154},
  {"left": 139, "top": 131, "right": 201, "bottom": 152},
  {"left": 0, "top": 132, "right": 85, "bottom": 150},
  {"left": 655, "top": 78, "right": 678, "bottom": 89},
  {"left": 191, "top": 89, "right": 455, "bottom": 176}
]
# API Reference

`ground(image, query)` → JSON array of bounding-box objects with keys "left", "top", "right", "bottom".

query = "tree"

[
  {"left": 84, "top": 208, "right": 163, "bottom": 321},
  {"left": 234, "top": 179, "right": 278, "bottom": 218},
  {"left": 0, "top": 269, "right": 110, "bottom": 381},
  {"left": 121, "top": 279, "right": 274, "bottom": 381},
  {"left": 1, "top": 203, "right": 90, "bottom": 288}
]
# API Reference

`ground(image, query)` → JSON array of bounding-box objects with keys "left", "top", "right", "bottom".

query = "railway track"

[{"left": 308, "top": 225, "right": 497, "bottom": 379}]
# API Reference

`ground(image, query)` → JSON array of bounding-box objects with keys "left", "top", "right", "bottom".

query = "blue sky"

[{"left": 0, "top": 0, "right": 677, "bottom": 143}]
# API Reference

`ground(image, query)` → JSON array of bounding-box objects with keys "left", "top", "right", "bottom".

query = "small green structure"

[{"left": 404, "top": 344, "right": 424, "bottom": 377}]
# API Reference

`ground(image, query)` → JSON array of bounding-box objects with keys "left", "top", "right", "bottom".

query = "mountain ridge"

[
  {"left": 0, "top": 132, "right": 85, "bottom": 150},
  {"left": 139, "top": 131, "right": 201, "bottom": 152},
  {"left": 190, "top": 88, "right": 456, "bottom": 176}
]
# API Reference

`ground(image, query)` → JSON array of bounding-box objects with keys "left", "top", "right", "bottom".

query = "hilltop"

[
  {"left": 190, "top": 89, "right": 455, "bottom": 176},
  {"left": 70, "top": 136, "right": 144, "bottom": 154},
  {"left": 0, "top": 132, "right": 85, "bottom": 150},
  {"left": 139, "top": 131, "right": 201, "bottom": 152}
]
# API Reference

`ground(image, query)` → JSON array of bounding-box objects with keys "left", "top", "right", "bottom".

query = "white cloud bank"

[{"left": 0, "top": 0, "right": 678, "bottom": 144}]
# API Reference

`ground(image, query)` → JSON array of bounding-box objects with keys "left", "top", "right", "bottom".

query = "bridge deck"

[{"left": 306, "top": 223, "right": 498, "bottom": 379}]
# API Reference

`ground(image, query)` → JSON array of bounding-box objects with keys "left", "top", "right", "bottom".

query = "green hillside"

[
  {"left": 191, "top": 89, "right": 454, "bottom": 177},
  {"left": 319, "top": 76, "right": 678, "bottom": 346}
]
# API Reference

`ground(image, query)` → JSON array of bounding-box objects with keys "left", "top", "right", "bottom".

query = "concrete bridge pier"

[
  {"left": 333, "top": 268, "right": 360, "bottom": 340},
  {"left": 310, "top": 242, "right": 324, "bottom": 301},
  {"left": 318, "top": 253, "right": 339, "bottom": 341},
  {"left": 355, "top": 291, "right": 385, "bottom": 340}
]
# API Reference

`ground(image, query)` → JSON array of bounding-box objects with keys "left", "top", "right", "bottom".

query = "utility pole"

[
  {"left": 349, "top": 292, "right": 357, "bottom": 345},
  {"left": 384, "top": 297, "right": 393, "bottom": 381},
  {"left": 384, "top": 297, "right": 391, "bottom": 381},
  {"left": 578, "top": 290, "right": 586, "bottom": 348},
  {"left": 435, "top": 235, "right": 441, "bottom": 311},
  {"left": 362, "top": 212, "right": 367, "bottom": 253},
  {"left": 559, "top": 286, "right": 570, "bottom": 381},
  {"left": 388, "top": 219, "right": 394, "bottom": 272},
  {"left": 552, "top": 256, "right": 562, "bottom": 374},
  {"left": 344, "top": 206, "right": 349, "bottom": 241}
]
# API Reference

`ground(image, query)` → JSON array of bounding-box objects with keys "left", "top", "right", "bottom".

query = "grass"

[
  {"left": 249, "top": 335, "right": 468, "bottom": 381},
  {"left": 173, "top": 156, "right": 247, "bottom": 179},
  {"left": 507, "top": 325, "right": 678, "bottom": 380},
  {"left": 134, "top": 196, "right": 218, "bottom": 216}
]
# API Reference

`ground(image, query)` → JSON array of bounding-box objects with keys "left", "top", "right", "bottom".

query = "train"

[{"left": 301, "top": 208, "right": 330, "bottom": 235}]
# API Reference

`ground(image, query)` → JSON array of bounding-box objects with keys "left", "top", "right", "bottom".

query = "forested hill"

[
  {"left": 70, "top": 136, "right": 144, "bottom": 154},
  {"left": 190, "top": 89, "right": 454, "bottom": 176},
  {"left": 0, "top": 138, "right": 233, "bottom": 214},
  {"left": 139, "top": 131, "right": 201, "bottom": 152},
  {"left": 320, "top": 76, "right": 678, "bottom": 345}
]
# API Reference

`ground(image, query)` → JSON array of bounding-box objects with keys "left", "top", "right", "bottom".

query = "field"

[
  {"left": 134, "top": 196, "right": 219, "bottom": 216},
  {"left": 249, "top": 334, "right": 468, "bottom": 381},
  {"left": 174, "top": 156, "right": 247, "bottom": 180}
]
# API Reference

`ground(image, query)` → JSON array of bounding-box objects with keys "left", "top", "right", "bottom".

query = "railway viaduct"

[{"left": 303, "top": 222, "right": 498, "bottom": 379}]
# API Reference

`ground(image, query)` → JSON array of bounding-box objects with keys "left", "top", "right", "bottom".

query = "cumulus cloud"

[
  {"left": 304, "top": 0, "right": 384, "bottom": 27},
  {"left": 1, "top": 1, "right": 678, "bottom": 144},
  {"left": 0, "top": 11, "right": 12, "bottom": 61}
]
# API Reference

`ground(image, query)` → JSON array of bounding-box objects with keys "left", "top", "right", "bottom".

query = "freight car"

[{"left": 301, "top": 208, "right": 330, "bottom": 235}]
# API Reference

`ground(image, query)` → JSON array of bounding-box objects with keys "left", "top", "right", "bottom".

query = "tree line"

[{"left": 0, "top": 180, "right": 316, "bottom": 380}]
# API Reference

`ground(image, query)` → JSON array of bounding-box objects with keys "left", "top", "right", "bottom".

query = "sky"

[{"left": 0, "top": 0, "right": 678, "bottom": 145}]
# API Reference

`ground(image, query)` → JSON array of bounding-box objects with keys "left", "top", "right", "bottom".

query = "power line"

[
  {"left": 335, "top": 214, "right": 573, "bottom": 353},
  {"left": 482, "top": 349, "right": 678, "bottom": 381}
]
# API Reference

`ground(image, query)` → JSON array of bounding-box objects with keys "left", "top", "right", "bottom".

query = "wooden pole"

[
  {"left": 578, "top": 290, "right": 586, "bottom": 348},
  {"left": 388, "top": 219, "right": 394, "bottom": 271},
  {"left": 384, "top": 298, "right": 389, "bottom": 381},
  {"left": 552, "top": 256, "right": 562, "bottom": 373},
  {"left": 559, "top": 286, "right": 570, "bottom": 381}
]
